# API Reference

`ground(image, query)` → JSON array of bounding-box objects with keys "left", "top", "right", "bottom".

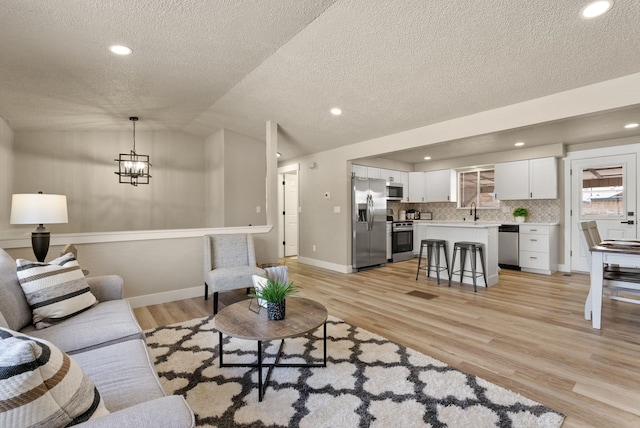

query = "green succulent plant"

[
  {"left": 512, "top": 207, "right": 529, "bottom": 217},
  {"left": 249, "top": 278, "right": 298, "bottom": 303}
]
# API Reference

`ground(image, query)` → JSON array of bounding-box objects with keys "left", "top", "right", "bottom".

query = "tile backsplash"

[{"left": 388, "top": 199, "right": 560, "bottom": 223}]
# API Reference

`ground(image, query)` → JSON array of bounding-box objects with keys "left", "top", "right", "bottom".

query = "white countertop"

[
  {"left": 411, "top": 220, "right": 558, "bottom": 226},
  {"left": 413, "top": 221, "right": 500, "bottom": 228}
]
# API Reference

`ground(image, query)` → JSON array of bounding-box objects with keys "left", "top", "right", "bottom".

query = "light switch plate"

[{"left": 334, "top": 206, "right": 340, "bottom": 213}]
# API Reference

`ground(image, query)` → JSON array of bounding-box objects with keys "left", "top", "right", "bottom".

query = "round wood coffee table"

[{"left": 213, "top": 297, "right": 327, "bottom": 401}]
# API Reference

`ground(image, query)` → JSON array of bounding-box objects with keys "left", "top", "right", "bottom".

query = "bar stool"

[
  {"left": 449, "top": 241, "right": 487, "bottom": 292},
  {"left": 415, "top": 239, "right": 450, "bottom": 284}
]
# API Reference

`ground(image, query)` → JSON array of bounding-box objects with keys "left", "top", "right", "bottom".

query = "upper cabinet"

[
  {"left": 352, "top": 164, "right": 368, "bottom": 178},
  {"left": 494, "top": 157, "right": 557, "bottom": 200},
  {"left": 425, "top": 169, "right": 457, "bottom": 202},
  {"left": 380, "top": 169, "right": 407, "bottom": 185},
  {"left": 408, "top": 172, "right": 426, "bottom": 202}
]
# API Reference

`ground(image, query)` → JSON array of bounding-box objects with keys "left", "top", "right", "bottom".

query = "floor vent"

[{"left": 407, "top": 290, "right": 438, "bottom": 300}]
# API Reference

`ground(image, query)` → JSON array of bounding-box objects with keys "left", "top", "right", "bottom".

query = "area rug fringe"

[{"left": 145, "top": 315, "right": 564, "bottom": 427}]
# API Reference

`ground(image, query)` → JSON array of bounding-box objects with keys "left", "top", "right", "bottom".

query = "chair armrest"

[
  {"left": 86, "top": 275, "right": 124, "bottom": 302},
  {"left": 78, "top": 396, "right": 194, "bottom": 428}
]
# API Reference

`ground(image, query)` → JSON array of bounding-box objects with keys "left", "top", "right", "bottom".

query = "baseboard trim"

[
  {"left": 297, "top": 257, "right": 351, "bottom": 274},
  {"left": 127, "top": 285, "right": 203, "bottom": 309}
]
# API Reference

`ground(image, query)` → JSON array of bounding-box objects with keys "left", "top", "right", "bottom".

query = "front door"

[{"left": 571, "top": 154, "right": 637, "bottom": 272}]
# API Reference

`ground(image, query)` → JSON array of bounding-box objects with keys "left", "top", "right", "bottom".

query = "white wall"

[
  {"left": 10, "top": 130, "right": 206, "bottom": 233},
  {"left": 0, "top": 118, "right": 13, "bottom": 229}
]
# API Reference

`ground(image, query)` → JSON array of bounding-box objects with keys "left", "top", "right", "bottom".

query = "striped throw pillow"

[
  {"left": 0, "top": 328, "right": 110, "bottom": 427},
  {"left": 16, "top": 253, "right": 97, "bottom": 330}
]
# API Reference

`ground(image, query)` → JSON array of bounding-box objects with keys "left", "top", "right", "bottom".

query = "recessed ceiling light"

[
  {"left": 581, "top": 1, "right": 613, "bottom": 19},
  {"left": 109, "top": 45, "right": 133, "bottom": 55},
  {"left": 624, "top": 123, "right": 639, "bottom": 129},
  {"left": 514, "top": 142, "right": 525, "bottom": 147},
  {"left": 330, "top": 108, "right": 342, "bottom": 116},
  {"left": 423, "top": 156, "right": 431, "bottom": 160}
]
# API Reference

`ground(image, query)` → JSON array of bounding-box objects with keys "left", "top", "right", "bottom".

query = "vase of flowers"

[
  {"left": 249, "top": 278, "right": 298, "bottom": 320},
  {"left": 512, "top": 207, "right": 529, "bottom": 223}
]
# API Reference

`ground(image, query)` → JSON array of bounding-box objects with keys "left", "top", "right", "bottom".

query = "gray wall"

[
  {"left": 0, "top": 118, "right": 13, "bottom": 229},
  {"left": 10, "top": 130, "right": 206, "bottom": 233},
  {"left": 223, "top": 130, "right": 267, "bottom": 227},
  {"left": 204, "top": 129, "right": 267, "bottom": 228}
]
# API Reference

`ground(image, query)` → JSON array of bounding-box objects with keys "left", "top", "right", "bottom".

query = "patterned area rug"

[{"left": 145, "top": 316, "right": 564, "bottom": 427}]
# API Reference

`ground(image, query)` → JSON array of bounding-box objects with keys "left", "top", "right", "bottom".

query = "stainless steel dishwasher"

[{"left": 498, "top": 224, "right": 520, "bottom": 270}]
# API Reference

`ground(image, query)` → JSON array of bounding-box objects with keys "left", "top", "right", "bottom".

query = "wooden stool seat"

[
  {"left": 415, "top": 239, "right": 450, "bottom": 284},
  {"left": 449, "top": 241, "right": 487, "bottom": 292}
]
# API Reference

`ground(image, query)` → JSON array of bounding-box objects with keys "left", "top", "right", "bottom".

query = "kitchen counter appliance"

[
  {"left": 352, "top": 177, "right": 387, "bottom": 271},
  {"left": 386, "top": 182, "right": 403, "bottom": 201},
  {"left": 498, "top": 224, "right": 520, "bottom": 270},
  {"left": 392, "top": 221, "right": 414, "bottom": 262}
]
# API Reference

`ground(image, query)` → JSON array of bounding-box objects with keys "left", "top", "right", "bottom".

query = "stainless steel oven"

[{"left": 392, "top": 221, "right": 414, "bottom": 262}]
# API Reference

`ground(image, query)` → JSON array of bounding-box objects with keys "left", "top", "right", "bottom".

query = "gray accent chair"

[{"left": 204, "top": 233, "right": 266, "bottom": 314}]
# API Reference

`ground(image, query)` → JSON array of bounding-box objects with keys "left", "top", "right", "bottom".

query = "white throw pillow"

[
  {"left": 16, "top": 252, "right": 97, "bottom": 329},
  {"left": 0, "top": 327, "right": 110, "bottom": 427}
]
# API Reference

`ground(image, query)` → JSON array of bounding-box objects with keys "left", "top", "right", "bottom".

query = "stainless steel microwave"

[{"left": 386, "top": 183, "right": 403, "bottom": 201}]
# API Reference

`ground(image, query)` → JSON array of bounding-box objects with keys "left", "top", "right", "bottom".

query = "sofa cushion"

[
  {"left": 0, "top": 328, "right": 110, "bottom": 427},
  {"left": 71, "top": 339, "right": 166, "bottom": 413},
  {"left": 22, "top": 300, "right": 143, "bottom": 355},
  {"left": 0, "top": 249, "right": 32, "bottom": 332},
  {"left": 16, "top": 253, "right": 97, "bottom": 330}
]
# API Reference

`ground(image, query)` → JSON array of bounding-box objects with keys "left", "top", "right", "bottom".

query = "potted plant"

[
  {"left": 512, "top": 207, "right": 529, "bottom": 223},
  {"left": 250, "top": 278, "right": 298, "bottom": 320}
]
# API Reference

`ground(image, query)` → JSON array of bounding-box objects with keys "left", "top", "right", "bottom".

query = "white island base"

[{"left": 416, "top": 222, "right": 500, "bottom": 287}]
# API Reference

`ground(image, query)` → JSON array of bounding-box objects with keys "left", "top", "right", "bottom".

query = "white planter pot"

[{"left": 515, "top": 216, "right": 526, "bottom": 223}]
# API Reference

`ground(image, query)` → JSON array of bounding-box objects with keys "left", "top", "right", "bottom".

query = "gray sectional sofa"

[{"left": 0, "top": 248, "right": 194, "bottom": 427}]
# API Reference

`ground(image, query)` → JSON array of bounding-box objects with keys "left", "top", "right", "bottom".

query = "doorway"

[
  {"left": 278, "top": 165, "right": 299, "bottom": 258},
  {"left": 570, "top": 153, "right": 637, "bottom": 272}
]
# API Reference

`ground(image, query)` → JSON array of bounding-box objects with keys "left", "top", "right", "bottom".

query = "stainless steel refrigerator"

[{"left": 352, "top": 176, "right": 387, "bottom": 271}]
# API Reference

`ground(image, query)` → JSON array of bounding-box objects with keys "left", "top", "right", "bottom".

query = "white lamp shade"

[{"left": 10, "top": 194, "right": 68, "bottom": 225}]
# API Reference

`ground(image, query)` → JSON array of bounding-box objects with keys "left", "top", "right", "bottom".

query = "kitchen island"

[{"left": 414, "top": 222, "right": 500, "bottom": 287}]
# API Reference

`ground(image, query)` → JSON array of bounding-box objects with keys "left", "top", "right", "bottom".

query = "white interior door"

[
  {"left": 571, "top": 154, "right": 637, "bottom": 272},
  {"left": 284, "top": 171, "right": 299, "bottom": 257}
]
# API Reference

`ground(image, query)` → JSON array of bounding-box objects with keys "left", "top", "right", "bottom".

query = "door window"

[{"left": 580, "top": 165, "right": 624, "bottom": 218}]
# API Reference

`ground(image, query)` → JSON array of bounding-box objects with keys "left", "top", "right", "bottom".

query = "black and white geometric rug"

[{"left": 145, "top": 316, "right": 564, "bottom": 427}]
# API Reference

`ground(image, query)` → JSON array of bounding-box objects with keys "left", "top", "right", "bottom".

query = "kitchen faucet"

[{"left": 470, "top": 202, "right": 479, "bottom": 221}]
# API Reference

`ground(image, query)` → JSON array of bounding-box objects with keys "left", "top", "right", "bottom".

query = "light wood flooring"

[{"left": 134, "top": 257, "right": 640, "bottom": 427}]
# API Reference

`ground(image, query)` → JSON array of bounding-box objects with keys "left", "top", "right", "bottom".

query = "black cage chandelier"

[{"left": 114, "top": 117, "right": 152, "bottom": 186}]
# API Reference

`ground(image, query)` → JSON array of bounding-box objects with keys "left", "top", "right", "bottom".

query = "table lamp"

[{"left": 10, "top": 192, "right": 68, "bottom": 262}]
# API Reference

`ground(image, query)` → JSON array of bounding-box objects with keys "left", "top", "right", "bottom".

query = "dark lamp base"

[{"left": 32, "top": 224, "right": 50, "bottom": 263}]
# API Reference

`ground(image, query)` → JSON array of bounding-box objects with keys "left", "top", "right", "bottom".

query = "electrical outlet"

[
  {"left": 334, "top": 206, "right": 340, "bottom": 213},
  {"left": 312, "top": 245, "right": 316, "bottom": 252},
  {"left": 256, "top": 205, "right": 261, "bottom": 213}
]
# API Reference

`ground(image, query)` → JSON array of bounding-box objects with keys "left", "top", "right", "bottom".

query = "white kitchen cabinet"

[
  {"left": 408, "top": 172, "right": 426, "bottom": 202},
  {"left": 413, "top": 223, "right": 428, "bottom": 255},
  {"left": 529, "top": 157, "right": 558, "bottom": 199},
  {"left": 519, "top": 224, "right": 558, "bottom": 275},
  {"left": 352, "top": 164, "right": 367, "bottom": 177},
  {"left": 425, "top": 169, "right": 457, "bottom": 202},
  {"left": 494, "top": 157, "right": 557, "bottom": 200},
  {"left": 494, "top": 160, "right": 529, "bottom": 200},
  {"left": 386, "top": 222, "right": 392, "bottom": 261},
  {"left": 367, "top": 167, "right": 381, "bottom": 179},
  {"left": 379, "top": 169, "right": 396, "bottom": 183}
]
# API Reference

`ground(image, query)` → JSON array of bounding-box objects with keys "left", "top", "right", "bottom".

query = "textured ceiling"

[{"left": 1, "top": 0, "right": 640, "bottom": 162}]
